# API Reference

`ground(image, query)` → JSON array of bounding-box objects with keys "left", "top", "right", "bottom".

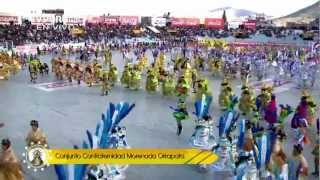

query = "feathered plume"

[
  {"left": 253, "top": 134, "right": 272, "bottom": 170},
  {"left": 194, "top": 94, "right": 213, "bottom": 119}
]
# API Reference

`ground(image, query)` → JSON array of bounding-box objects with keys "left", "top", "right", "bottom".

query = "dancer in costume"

[
  {"left": 108, "top": 64, "right": 118, "bottom": 87},
  {"left": 194, "top": 78, "right": 211, "bottom": 101},
  {"left": 312, "top": 139, "right": 319, "bottom": 176},
  {"left": 175, "top": 76, "right": 190, "bottom": 99},
  {"left": 238, "top": 84, "right": 255, "bottom": 117},
  {"left": 73, "top": 63, "right": 83, "bottom": 85},
  {"left": 121, "top": 65, "right": 131, "bottom": 88},
  {"left": 93, "top": 63, "right": 103, "bottom": 83},
  {"left": 29, "top": 59, "right": 39, "bottom": 83},
  {"left": 190, "top": 95, "right": 215, "bottom": 171},
  {"left": 85, "top": 65, "right": 94, "bottom": 87},
  {"left": 256, "top": 84, "right": 272, "bottom": 113},
  {"left": 264, "top": 94, "right": 278, "bottom": 128},
  {"left": 65, "top": 62, "right": 73, "bottom": 83},
  {"left": 162, "top": 73, "right": 176, "bottom": 96},
  {"left": 100, "top": 71, "right": 110, "bottom": 96},
  {"left": 26, "top": 120, "right": 47, "bottom": 146},
  {"left": 267, "top": 130, "right": 288, "bottom": 180},
  {"left": 289, "top": 144, "right": 309, "bottom": 180},
  {"left": 301, "top": 91, "right": 317, "bottom": 125},
  {"left": 129, "top": 65, "right": 142, "bottom": 90},
  {"left": 218, "top": 78, "right": 234, "bottom": 110},
  {"left": 145, "top": 67, "right": 159, "bottom": 92},
  {"left": 55, "top": 102, "right": 135, "bottom": 180},
  {"left": 0, "top": 139, "right": 23, "bottom": 180},
  {"left": 170, "top": 98, "right": 189, "bottom": 136}
]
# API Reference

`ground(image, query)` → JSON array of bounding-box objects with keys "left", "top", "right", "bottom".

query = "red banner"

[
  {"left": 86, "top": 16, "right": 103, "bottom": 24},
  {"left": 119, "top": 16, "right": 138, "bottom": 26},
  {"left": 204, "top": 18, "right": 224, "bottom": 29},
  {"left": 243, "top": 21, "right": 256, "bottom": 29},
  {"left": 171, "top": 18, "right": 200, "bottom": 27},
  {"left": 0, "top": 16, "right": 18, "bottom": 24},
  {"left": 103, "top": 16, "right": 119, "bottom": 25}
]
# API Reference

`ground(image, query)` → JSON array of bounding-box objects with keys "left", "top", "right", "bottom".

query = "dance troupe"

[{"left": 0, "top": 40, "right": 319, "bottom": 180}]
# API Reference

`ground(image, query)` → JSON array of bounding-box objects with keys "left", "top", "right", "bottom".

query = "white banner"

[{"left": 151, "top": 17, "right": 167, "bottom": 27}]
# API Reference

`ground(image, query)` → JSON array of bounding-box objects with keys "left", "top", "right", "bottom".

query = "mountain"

[
  {"left": 274, "top": 1, "right": 320, "bottom": 26},
  {"left": 209, "top": 7, "right": 259, "bottom": 21}
]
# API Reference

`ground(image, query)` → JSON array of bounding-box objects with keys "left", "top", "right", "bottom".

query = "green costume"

[
  {"left": 108, "top": 64, "right": 118, "bottom": 86},
  {"left": 195, "top": 79, "right": 211, "bottom": 100},
  {"left": 121, "top": 66, "right": 131, "bottom": 88},
  {"left": 162, "top": 74, "right": 175, "bottom": 96},
  {"left": 129, "top": 68, "right": 141, "bottom": 90},
  {"left": 100, "top": 71, "right": 110, "bottom": 96},
  {"left": 146, "top": 69, "right": 158, "bottom": 92}
]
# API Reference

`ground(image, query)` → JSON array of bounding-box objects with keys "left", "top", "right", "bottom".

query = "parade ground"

[{"left": 0, "top": 51, "right": 319, "bottom": 180}]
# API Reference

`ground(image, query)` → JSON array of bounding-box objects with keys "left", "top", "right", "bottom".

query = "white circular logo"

[{"left": 22, "top": 142, "right": 50, "bottom": 172}]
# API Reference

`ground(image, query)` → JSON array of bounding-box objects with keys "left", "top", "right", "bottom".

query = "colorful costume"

[
  {"left": 264, "top": 95, "right": 278, "bottom": 126},
  {"left": 218, "top": 79, "right": 234, "bottom": 110},
  {"left": 170, "top": 98, "right": 189, "bottom": 136},
  {"left": 129, "top": 65, "right": 141, "bottom": 90},
  {"left": 121, "top": 65, "right": 131, "bottom": 88},
  {"left": 238, "top": 85, "right": 255, "bottom": 117},
  {"left": 175, "top": 76, "right": 190, "bottom": 99},
  {"left": 100, "top": 71, "right": 110, "bottom": 96},
  {"left": 162, "top": 74, "right": 175, "bottom": 96},
  {"left": 145, "top": 68, "right": 158, "bottom": 92},
  {"left": 108, "top": 64, "right": 118, "bottom": 87}
]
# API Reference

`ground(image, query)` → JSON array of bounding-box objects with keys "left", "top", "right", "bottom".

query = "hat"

[{"left": 1, "top": 138, "right": 10, "bottom": 146}]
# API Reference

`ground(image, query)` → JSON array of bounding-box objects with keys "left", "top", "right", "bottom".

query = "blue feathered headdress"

[
  {"left": 218, "top": 109, "right": 240, "bottom": 137},
  {"left": 194, "top": 94, "right": 213, "bottom": 120},
  {"left": 54, "top": 102, "right": 135, "bottom": 180},
  {"left": 253, "top": 133, "right": 272, "bottom": 170}
]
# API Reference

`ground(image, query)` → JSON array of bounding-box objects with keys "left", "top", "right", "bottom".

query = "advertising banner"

[
  {"left": 243, "top": 21, "right": 256, "bottom": 29},
  {"left": 204, "top": 18, "right": 224, "bottom": 29},
  {"left": 119, "top": 16, "right": 139, "bottom": 26},
  {"left": 63, "top": 17, "right": 84, "bottom": 25},
  {"left": 31, "top": 16, "right": 54, "bottom": 25},
  {"left": 151, "top": 17, "right": 167, "bottom": 27},
  {"left": 171, "top": 18, "right": 200, "bottom": 27},
  {"left": 0, "top": 15, "right": 18, "bottom": 24},
  {"left": 15, "top": 45, "right": 38, "bottom": 55},
  {"left": 102, "top": 16, "right": 119, "bottom": 25},
  {"left": 86, "top": 16, "right": 102, "bottom": 24}
]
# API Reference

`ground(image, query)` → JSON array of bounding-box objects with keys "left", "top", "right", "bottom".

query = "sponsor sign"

[
  {"left": 151, "top": 17, "right": 167, "bottom": 27},
  {"left": 102, "top": 16, "right": 119, "bottom": 25},
  {"left": 171, "top": 18, "right": 200, "bottom": 27},
  {"left": 15, "top": 45, "right": 38, "bottom": 55},
  {"left": 63, "top": 17, "right": 84, "bottom": 25},
  {"left": 31, "top": 16, "right": 54, "bottom": 25},
  {"left": 119, "top": 16, "right": 139, "bottom": 26},
  {"left": 204, "top": 18, "right": 224, "bottom": 29},
  {"left": 0, "top": 15, "right": 18, "bottom": 24},
  {"left": 243, "top": 20, "right": 256, "bottom": 29},
  {"left": 86, "top": 16, "right": 103, "bottom": 24}
]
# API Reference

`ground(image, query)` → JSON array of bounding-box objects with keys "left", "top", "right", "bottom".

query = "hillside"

[{"left": 274, "top": 1, "right": 320, "bottom": 26}]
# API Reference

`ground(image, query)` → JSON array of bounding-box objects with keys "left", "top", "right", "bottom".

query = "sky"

[{"left": 0, "top": 0, "right": 318, "bottom": 18}]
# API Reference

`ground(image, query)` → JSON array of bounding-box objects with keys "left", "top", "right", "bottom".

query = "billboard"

[
  {"left": 204, "top": 18, "right": 224, "bottom": 29},
  {"left": 151, "top": 17, "right": 166, "bottom": 27},
  {"left": 86, "top": 16, "right": 103, "bottom": 24},
  {"left": 31, "top": 16, "right": 54, "bottom": 25},
  {"left": 119, "top": 16, "right": 139, "bottom": 26},
  {"left": 64, "top": 17, "right": 84, "bottom": 25},
  {"left": 102, "top": 16, "right": 119, "bottom": 25},
  {"left": 171, "top": 18, "right": 200, "bottom": 27},
  {"left": 0, "top": 15, "right": 18, "bottom": 24},
  {"left": 243, "top": 20, "right": 256, "bottom": 29}
]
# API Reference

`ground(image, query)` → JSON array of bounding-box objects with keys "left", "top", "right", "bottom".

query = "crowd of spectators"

[{"left": 0, "top": 22, "right": 316, "bottom": 46}]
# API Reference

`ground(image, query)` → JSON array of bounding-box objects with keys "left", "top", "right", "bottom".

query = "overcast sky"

[{"left": 0, "top": 0, "right": 318, "bottom": 18}]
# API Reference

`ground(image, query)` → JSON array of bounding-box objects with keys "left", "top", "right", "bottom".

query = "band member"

[{"left": 26, "top": 120, "right": 47, "bottom": 146}]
